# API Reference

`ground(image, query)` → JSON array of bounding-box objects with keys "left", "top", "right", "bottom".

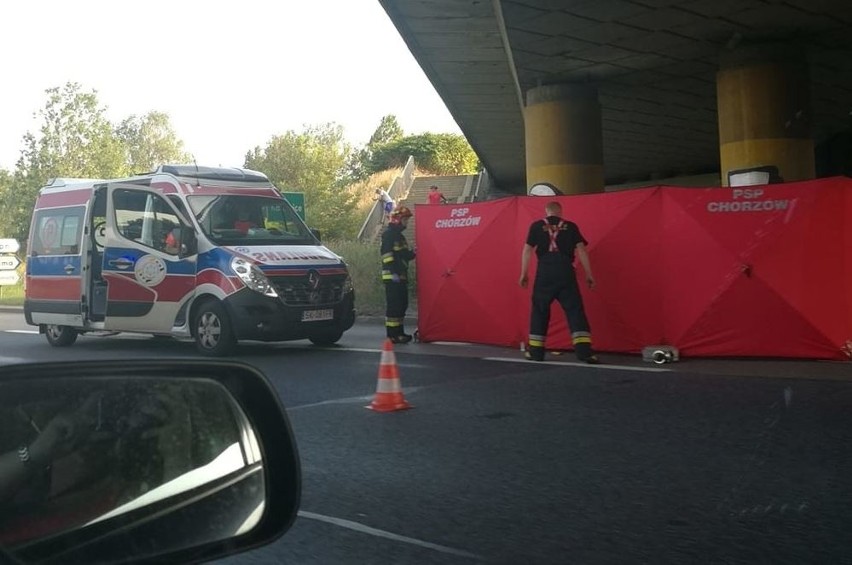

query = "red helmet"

[{"left": 390, "top": 206, "right": 413, "bottom": 223}]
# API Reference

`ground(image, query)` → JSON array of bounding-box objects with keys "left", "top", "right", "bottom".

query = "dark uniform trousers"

[
  {"left": 528, "top": 253, "right": 593, "bottom": 360},
  {"left": 384, "top": 281, "right": 409, "bottom": 338}
]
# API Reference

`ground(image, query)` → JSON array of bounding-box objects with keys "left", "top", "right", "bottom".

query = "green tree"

[
  {"left": 244, "top": 123, "right": 359, "bottom": 239},
  {"left": 368, "top": 114, "right": 404, "bottom": 147},
  {"left": 428, "top": 133, "right": 480, "bottom": 174},
  {"left": 346, "top": 114, "right": 405, "bottom": 182},
  {"left": 369, "top": 132, "right": 480, "bottom": 175},
  {"left": 0, "top": 169, "right": 18, "bottom": 238},
  {"left": 9, "top": 83, "right": 129, "bottom": 243},
  {"left": 116, "top": 111, "right": 191, "bottom": 173},
  {"left": 17, "top": 83, "right": 128, "bottom": 183},
  {"left": 2, "top": 82, "right": 192, "bottom": 245}
]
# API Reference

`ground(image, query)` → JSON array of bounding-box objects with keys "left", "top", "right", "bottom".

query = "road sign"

[
  {"left": 0, "top": 256, "right": 20, "bottom": 271},
  {"left": 0, "top": 271, "right": 20, "bottom": 286},
  {"left": 282, "top": 192, "right": 306, "bottom": 222},
  {"left": 0, "top": 239, "right": 19, "bottom": 254}
]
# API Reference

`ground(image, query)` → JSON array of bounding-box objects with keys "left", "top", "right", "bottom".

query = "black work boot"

[
  {"left": 575, "top": 343, "right": 600, "bottom": 364},
  {"left": 525, "top": 345, "right": 545, "bottom": 361}
]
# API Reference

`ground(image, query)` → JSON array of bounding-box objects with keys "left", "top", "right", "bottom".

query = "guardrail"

[{"left": 471, "top": 168, "right": 489, "bottom": 202}]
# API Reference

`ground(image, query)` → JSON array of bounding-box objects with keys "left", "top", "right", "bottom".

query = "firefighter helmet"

[{"left": 390, "top": 206, "right": 413, "bottom": 223}]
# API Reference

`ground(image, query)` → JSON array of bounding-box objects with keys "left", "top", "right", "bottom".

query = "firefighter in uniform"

[
  {"left": 381, "top": 206, "right": 415, "bottom": 343},
  {"left": 519, "top": 201, "right": 599, "bottom": 364}
]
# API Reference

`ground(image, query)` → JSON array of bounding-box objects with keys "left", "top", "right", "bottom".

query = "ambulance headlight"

[{"left": 231, "top": 257, "right": 278, "bottom": 298}]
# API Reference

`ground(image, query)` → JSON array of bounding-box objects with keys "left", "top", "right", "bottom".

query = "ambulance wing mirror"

[
  {"left": 0, "top": 359, "right": 300, "bottom": 565},
  {"left": 179, "top": 226, "right": 198, "bottom": 257}
]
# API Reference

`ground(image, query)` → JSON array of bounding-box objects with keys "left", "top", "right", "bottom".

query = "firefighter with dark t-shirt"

[{"left": 519, "top": 201, "right": 600, "bottom": 364}]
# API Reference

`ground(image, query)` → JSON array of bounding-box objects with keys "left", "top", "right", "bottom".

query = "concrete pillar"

[
  {"left": 717, "top": 45, "right": 814, "bottom": 186},
  {"left": 524, "top": 84, "right": 604, "bottom": 195}
]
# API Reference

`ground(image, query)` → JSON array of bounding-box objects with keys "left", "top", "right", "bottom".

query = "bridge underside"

[{"left": 381, "top": 0, "right": 852, "bottom": 193}]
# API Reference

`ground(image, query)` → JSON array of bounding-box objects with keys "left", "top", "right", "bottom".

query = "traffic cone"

[{"left": 366, "top": 338, "right": 412, "bottom": 412}]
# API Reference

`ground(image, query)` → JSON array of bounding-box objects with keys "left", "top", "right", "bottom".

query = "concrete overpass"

[{"left": 379, "top": 0, "right": 852, "bottom": 194}]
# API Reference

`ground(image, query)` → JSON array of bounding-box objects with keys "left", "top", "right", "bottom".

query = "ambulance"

[{"left": 24, "top": 165, "right": 356, "bottom": 355}]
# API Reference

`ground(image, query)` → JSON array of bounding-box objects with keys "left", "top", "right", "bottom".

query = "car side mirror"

[
  {"left": 179, "top": 227, "right": 197, "bottom": 257},
  {"left": 310, "top": 228, "right": 322, "bottom": 243},
  {"left": 0, "top": 360, "right": 300, "bottom": 564}
]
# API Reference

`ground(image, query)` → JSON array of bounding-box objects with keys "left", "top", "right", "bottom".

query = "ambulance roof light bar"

[{"left": 156, "top": 164, "right": 270, "bottom": 184}]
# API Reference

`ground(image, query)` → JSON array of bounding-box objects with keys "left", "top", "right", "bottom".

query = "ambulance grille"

[{"left": 270, "top": 275, "right": 345, "bottom": 306}]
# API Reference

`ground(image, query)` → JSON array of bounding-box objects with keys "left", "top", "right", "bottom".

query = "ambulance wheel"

[
  {"left": 194, "top": 301, "right": 236, "bottom": 356},
  {"left": 308, "top": 329, "right": 343, "bottom": 346},
  {"left": 44, "top": 325, "right": 78, "bottom": 347}
]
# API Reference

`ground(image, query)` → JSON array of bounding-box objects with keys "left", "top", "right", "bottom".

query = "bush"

[
  {"left": 369, "top": 133, "right": 479, "bottom": 176},
  {"left": 0, "top": 282, "right": 24, "bottom": 306}
]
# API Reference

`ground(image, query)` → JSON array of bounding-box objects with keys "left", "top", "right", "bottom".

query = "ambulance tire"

[
  {"left": 45, "top": 325, "right": 78, "bottom": 347},
  {"left": 308, "top": 329, "right": 344, "bottom": 346},
  {"left": 193, "top": 301, "right": 236, "bottom": 357}
]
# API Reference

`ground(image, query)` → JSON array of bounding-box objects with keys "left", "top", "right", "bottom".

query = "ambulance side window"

[
  {"left": 262, "top": 204, "right": 300, "bottom": 236},
  {"left": 167, "top": 195, "right": 191, "bottom": 225},
  {"left": 113, "top": 190, "right": 183, "bottom": 256},
  {"left": 31, "top": 207, "right": 85, "bottom": 256}
]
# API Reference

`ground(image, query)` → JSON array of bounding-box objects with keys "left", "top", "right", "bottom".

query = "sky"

[{"left": 0, "top": 0, "right": 462, "bottom": 171}]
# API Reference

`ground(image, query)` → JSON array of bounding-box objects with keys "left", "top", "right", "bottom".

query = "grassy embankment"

[
  {"left": 325, "top": 239, "right": 417, "bottom": 317},
  {"left": 0, "top": 276, "right": 23, "bottom": 306}
]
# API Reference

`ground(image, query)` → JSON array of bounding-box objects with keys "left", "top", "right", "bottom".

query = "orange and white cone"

[{"left": 366, "top": 338, "right": 412, "bottom": 412}]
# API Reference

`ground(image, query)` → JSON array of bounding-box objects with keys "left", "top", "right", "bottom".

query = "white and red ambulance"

[{"left": 24, "top": 165, "right": 356, "bottom": 355}]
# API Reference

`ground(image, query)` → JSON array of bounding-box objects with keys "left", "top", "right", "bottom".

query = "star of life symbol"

[{"left": 134, "top": 255, "right": 167, "bottom": 287}]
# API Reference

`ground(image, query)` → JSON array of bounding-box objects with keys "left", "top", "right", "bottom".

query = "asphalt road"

[{"left": 2, "top": 311, "right": 852, "bottom": 564}]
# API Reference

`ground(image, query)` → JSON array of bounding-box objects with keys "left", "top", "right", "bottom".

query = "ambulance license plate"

[{"left": 302, "top": 309, "right": 334, "bottom": 322}]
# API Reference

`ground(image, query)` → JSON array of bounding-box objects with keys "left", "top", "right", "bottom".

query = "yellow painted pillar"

[
  {"left": 717, "top": 47, "right": 814, "bottom": 186},
  {"left": 524, "top": 84, "right": 604, "bottom": 195}
]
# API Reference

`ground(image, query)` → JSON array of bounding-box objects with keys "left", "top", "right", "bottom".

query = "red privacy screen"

[{"left": 415, "top": 177, "right": 852, "bottom": 360}]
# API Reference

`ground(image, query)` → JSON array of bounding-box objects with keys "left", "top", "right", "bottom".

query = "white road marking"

[
  {"left": 289, "top": 387, "right": 423, "bottom": 411},
  {"left": 298, "top": 510, "right": 482, "bottom": 560},
  {"left": 0, "top": 357, "right": 30, "bottom": 364},
  {"left": 0, "top": 331, "right": 668, "bottom": 374},
  {"left": 483, "top": 356, "right": 671, "bottom": 373},
  {"left": 288, "top": 394, "right": 375, "bottom": 411},
  {"left": 317, "top": 346, "right": 382, "bottom": 354}
]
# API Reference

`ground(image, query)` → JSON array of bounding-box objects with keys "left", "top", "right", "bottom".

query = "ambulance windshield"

[{"left": 187, "top": 195, "right": 316, "bottom": 246}]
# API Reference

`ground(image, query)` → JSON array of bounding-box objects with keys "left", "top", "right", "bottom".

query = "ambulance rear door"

[{"left": 26, "top": 202, "right": 88, "bottom": 327}]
